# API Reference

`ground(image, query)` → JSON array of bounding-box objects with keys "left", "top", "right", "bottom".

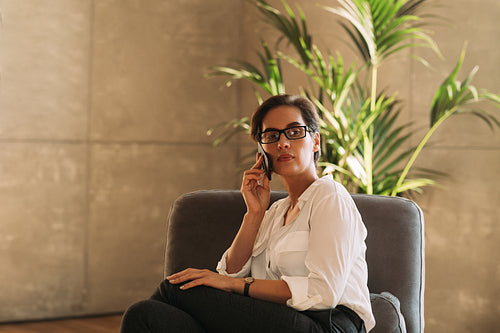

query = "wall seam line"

[{"left": 83, "top": 0, "right": 96, "bottom": 315}]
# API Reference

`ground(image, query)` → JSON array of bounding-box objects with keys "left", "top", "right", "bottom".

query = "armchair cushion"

[{"left": 370, "top": 292, "right": 406, "bottom": 333}]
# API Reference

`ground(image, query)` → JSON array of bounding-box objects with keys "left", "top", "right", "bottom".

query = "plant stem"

[
  {"left": 391, "top": 108, "right": 455, "bottom": 196},
  {"left": 370, "top": 64, "right": 378, "bottom": 113},
  {"left": 365, "top": 64, "right": 378, "bottom": 194}
]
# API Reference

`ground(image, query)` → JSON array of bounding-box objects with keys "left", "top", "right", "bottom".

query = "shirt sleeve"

[{"left": 281, "top": 186, "right": 367, "bottom": 311}]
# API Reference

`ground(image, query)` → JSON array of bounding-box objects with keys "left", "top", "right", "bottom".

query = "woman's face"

[{"left": 260, "top": 105, "right": 320, "bottom": 179}]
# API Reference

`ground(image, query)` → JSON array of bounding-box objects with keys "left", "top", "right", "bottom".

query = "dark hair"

[{"left": 250, "top": 94, "right": 321, "bottom": 163}]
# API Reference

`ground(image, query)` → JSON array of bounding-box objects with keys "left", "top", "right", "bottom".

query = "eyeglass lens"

[{"left": 259, "top": 126, "right": 307, "bottom": 143}]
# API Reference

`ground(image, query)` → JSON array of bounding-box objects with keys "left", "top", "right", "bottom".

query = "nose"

[{"left": 277, "top": 132, "right": 291, "bottom": 150}]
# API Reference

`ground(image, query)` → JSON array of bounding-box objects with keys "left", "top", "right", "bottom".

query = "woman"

[{"left": 120, "top": 94, "right": 375, "bottom": 332}]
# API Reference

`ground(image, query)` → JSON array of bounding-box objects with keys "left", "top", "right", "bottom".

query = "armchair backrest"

[{"left": 164, "top": 190, "right": 424, "bottom": 333}]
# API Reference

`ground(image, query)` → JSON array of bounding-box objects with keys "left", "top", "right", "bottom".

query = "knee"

[
  {"left": 151, "top": 279, "right": 181, "bottom": 302},
  {"left": 124, "top": 299, "right": 151, "bottom": 316},
  {"left": 120, "top": 300, "right": 153, "bottom": 332},
  {"left": 120, "top": 298, "right": 206, "bottom": 333}
]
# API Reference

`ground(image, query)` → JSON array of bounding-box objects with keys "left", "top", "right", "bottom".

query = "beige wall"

[
  {"left": 0, "top": 0, "right": 243, "bottom": 321},
  {"left": 0, "top": 0, "right": 498, "bottom": 332},
  {"left": 411, "top": 0, "right": 500, "bottom": 331}
]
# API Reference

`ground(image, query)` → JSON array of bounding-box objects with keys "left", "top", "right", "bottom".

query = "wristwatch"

[{"left": 243, "top": 277, "right": 255, "bottom": 297}]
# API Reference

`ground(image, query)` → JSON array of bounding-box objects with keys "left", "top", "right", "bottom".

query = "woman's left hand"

[{"left": 167, "top": 268, "right": 238, "bottom": 293}]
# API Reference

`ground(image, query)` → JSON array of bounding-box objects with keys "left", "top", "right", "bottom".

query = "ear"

[{"left": 312, "top": 132, "right": 320, "bottom": 152}]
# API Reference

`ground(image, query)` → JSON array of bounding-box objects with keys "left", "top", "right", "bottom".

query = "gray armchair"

[{"left": 164, "top": 190, "right": 424, "bottom": 333}]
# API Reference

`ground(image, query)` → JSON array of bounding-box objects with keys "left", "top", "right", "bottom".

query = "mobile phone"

[{"left": 257, "top": 143, "right": 272, "bottom": 181}]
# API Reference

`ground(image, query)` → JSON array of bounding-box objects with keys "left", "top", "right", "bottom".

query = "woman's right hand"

[
  {"left": 226, "top": 155, "right": 271, "bottom": 273},
  {"left": 240, "top": 154, "right": 271, "bottom": 217}
]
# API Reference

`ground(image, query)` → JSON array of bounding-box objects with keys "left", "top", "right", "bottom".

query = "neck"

[{"left": 280, "top": 172, "right": 319, "bottom": 206}]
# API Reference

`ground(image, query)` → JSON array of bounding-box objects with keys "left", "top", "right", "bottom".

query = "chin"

[{"left": 275, "top": 167, "right": 305, "bottom": 178}]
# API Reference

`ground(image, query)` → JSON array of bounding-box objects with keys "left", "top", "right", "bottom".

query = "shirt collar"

[{"left": 296, "top": 174, "right": 333, "bottom": 204}]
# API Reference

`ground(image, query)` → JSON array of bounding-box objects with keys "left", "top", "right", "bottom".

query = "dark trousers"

[{"left": 120, "top": 279, "right": 366, "bottom": 333}]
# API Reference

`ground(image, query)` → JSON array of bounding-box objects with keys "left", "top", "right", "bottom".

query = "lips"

[{"left": 277, "top": 154, "right": 294, "bottom": 162}]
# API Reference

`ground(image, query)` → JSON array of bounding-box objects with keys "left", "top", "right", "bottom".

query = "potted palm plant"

[{"left": 206, "top": 0, "right": 500, "bottom": 196}]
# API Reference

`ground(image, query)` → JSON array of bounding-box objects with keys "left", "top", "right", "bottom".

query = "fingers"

[
  {"left": 178, "top": 279, "right": 203, "bottom": 290},
  {"left": 167, "top": 268, "right": 208, "bottom": 283},
  {"left": 243, "top": 169, "right": 264, "bottom": 180},
  {"left": 244, "top": 157, "right": 265, "bottom": 179},
  {"left": 241, "top": 167, "right": 265, "bottom": 190},
  {"left": 166, "top": 268, "right": 226, "bottom": 291},
  {"left": 167, "top": 268, "right": 212, "bottom": 286},
  {"left": 251, "top": 153, "right": 264, "bottom": 170}
]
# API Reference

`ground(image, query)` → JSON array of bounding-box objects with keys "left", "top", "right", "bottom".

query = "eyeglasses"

[{"left": 258, "top": 125, "right": 310, "bottom": 144}]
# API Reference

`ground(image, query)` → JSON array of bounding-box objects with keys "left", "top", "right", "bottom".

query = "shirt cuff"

[
  {"left": 216, "top": 249, "right": 251, "bottom": 277},
  {"left": 281, "top": 276, "right": 323, "bottom": 311}
]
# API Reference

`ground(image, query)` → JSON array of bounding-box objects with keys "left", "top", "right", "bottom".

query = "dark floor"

[{"left": 0, "top": 314, "right": 123, "bottom": 333}]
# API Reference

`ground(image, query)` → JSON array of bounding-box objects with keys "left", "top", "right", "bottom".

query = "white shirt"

[{"left": 217, "top": 175, "right": 375, "bottom": 331}]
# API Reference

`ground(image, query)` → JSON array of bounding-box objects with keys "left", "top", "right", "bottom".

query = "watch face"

[{"left": 245, "top": 277, "right": 255, "bottom": 284}]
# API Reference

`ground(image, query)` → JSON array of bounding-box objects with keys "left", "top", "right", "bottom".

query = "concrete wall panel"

[
  {"left": 0, "top": 143, "right": 87, "bottom": 321},
  {"left": 417, "top": 148, "right": 500, "bottom": 332},
  {"left": 0, "top": 0, "right": 243, "bottom": 322},
  {"left": 0, "top": 0, "right": 90, "bottom": 140},
  {"left": 90, "top": 0, "right": 241, "bottom": 142},
  {"left": 86, "top": 143, "right": 237, "bottom": 312}
]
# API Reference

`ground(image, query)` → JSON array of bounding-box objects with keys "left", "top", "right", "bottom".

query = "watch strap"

[
  {"left": 243, "top": 277, "right": 254, "bottom": 297},
  {"left": 243, "top": 282, "right": 251, "bottom": 297}
]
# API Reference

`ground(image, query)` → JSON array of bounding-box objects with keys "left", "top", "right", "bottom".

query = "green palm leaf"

[
  {"left": 206, "top": 40, "right": 285, "bottom": 96},
  {"left": 256, "top": 0, "right": 312, "bottom": 66},
  {"left": 430, "top": 46, "right": 500, "bottom": 127},
  {"left": 325, "top": 0, "right": 439, "bottom": 66},
  {"left": 206, "top": 117, "right": 251, "bottom": 146}
]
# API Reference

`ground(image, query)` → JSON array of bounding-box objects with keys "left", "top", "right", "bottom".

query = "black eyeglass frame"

[{"left": 257, "top": 125, "right": 312, "bottom": 144}]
